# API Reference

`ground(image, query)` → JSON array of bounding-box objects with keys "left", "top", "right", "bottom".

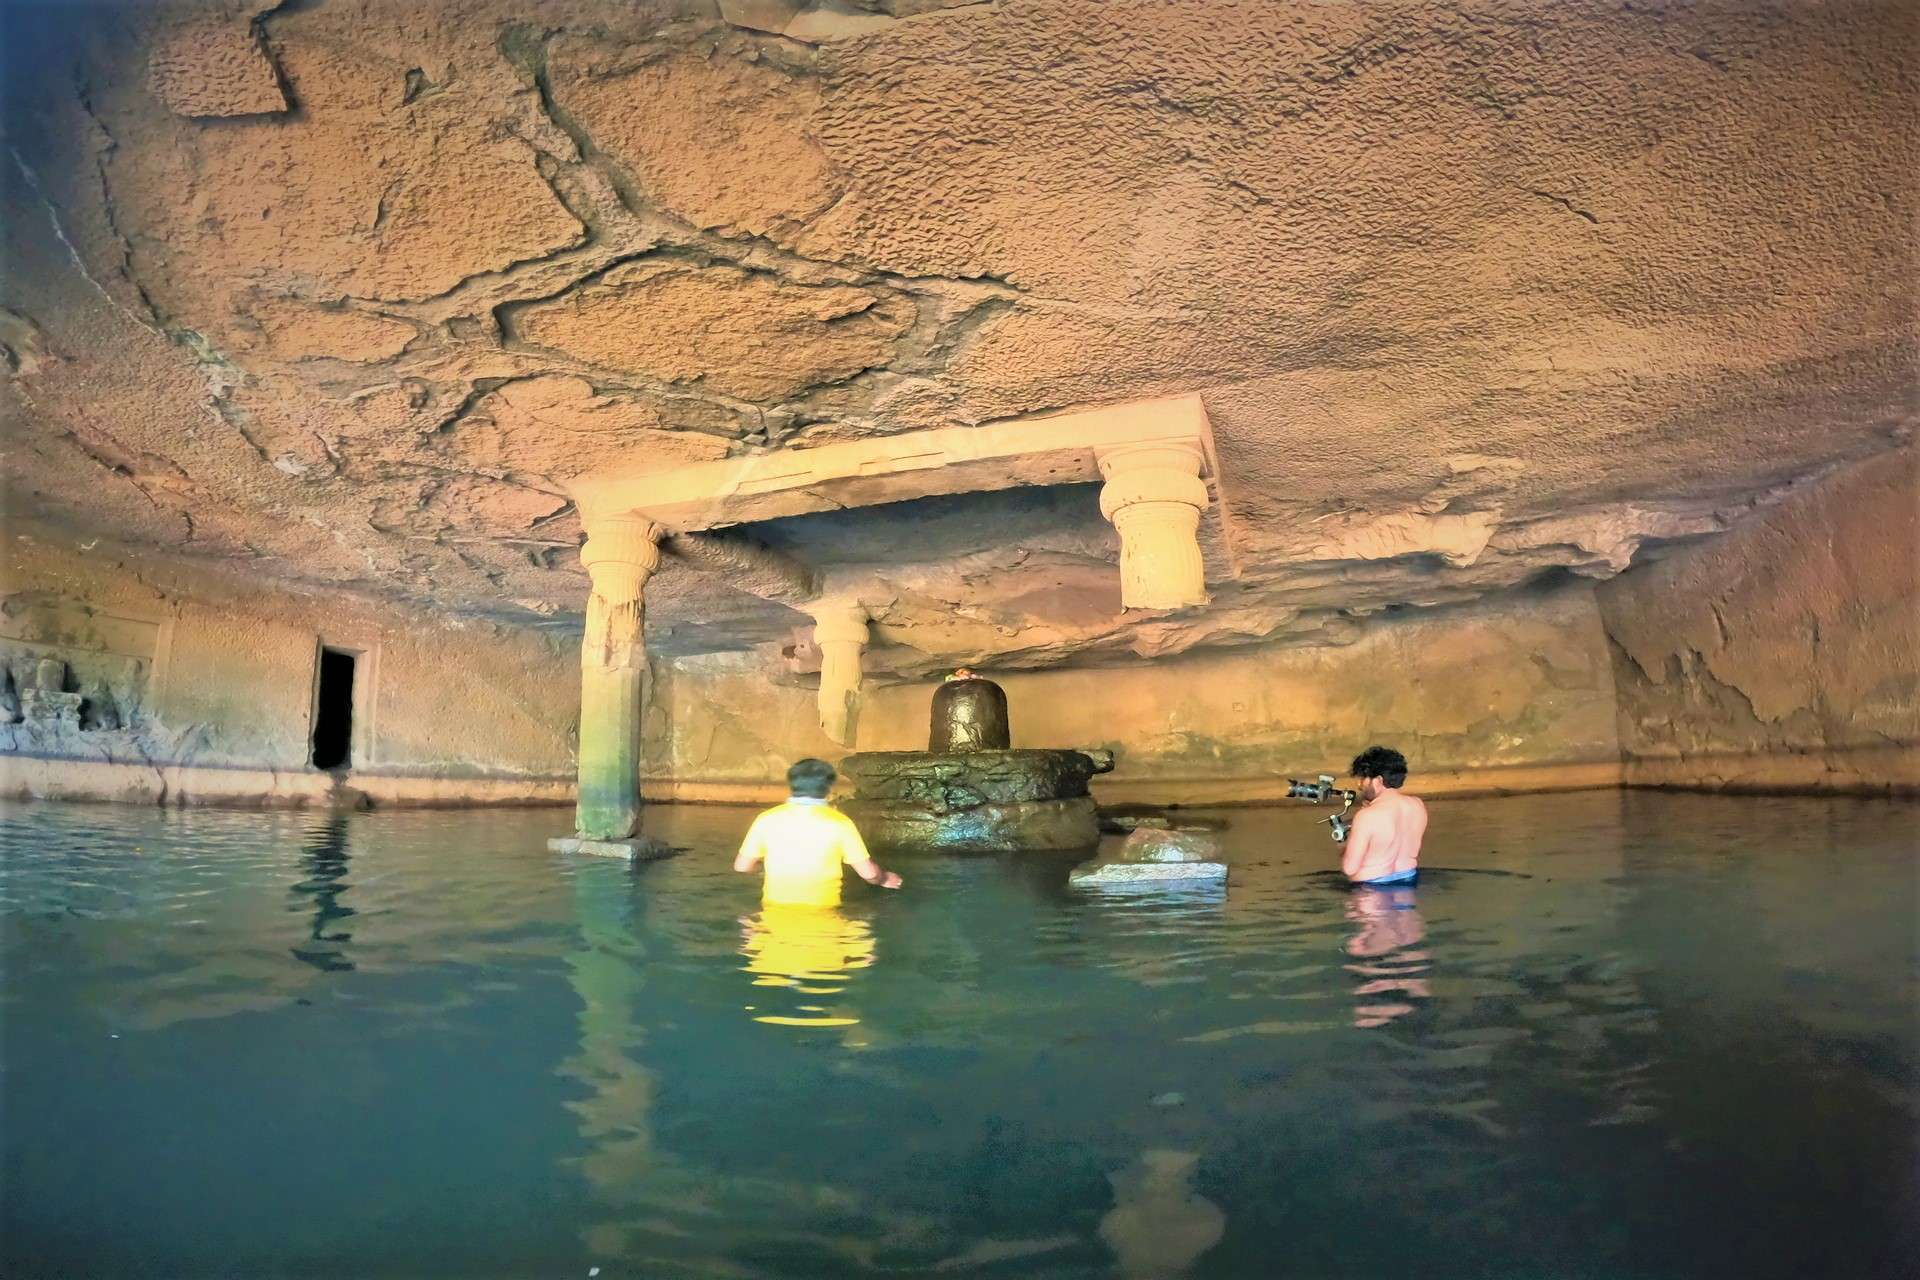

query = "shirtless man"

[{"left": 1340, "top": 745, "right": 1428, "bottom": 886}]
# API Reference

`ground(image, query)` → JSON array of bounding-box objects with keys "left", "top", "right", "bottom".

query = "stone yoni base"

[
  {"left": 548, "top": 834, "right": 679, "bottom": 860},
  {"left": 838, "top": 747, "right": 1110, "bottom": 855},
  {"left": 838, "top": 748, "right": 1108, "bottom": 809},
  {"left": 841, "top": 797, "right": 1100, "bottom": 856}
]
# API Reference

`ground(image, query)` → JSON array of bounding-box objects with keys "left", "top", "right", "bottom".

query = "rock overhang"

[{"left": 0, "top": 0, "right": 1912, "bottom": 672}]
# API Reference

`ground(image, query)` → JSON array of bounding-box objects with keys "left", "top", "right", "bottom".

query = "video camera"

[{"left": 1286, "top": 774, "right": 1358, "bottom": 843}]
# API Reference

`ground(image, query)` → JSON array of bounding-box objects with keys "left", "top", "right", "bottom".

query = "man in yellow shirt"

[{"left": 733, "top": 759, "right": 903, "bottom": 907}]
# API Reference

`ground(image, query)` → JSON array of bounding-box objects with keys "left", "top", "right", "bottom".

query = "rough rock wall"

[
  {"left": 1595, "top": 450, "right": 1919, "bottom": 794},
  {"left": 1, "top": 532, "right": 579, "bottom": 806},
  {"left": 648, "top": 584, "right": 1621, "bottom": 805},
  {"left": 9, "top": 447, "right": 1910, "bottom": 810}
]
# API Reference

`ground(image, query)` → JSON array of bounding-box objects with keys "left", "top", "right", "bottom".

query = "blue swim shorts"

[{"left": 1356, "top": 867, "right": 1418, "bottom": 886}]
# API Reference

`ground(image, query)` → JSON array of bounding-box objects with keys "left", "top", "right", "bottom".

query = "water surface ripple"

[{"left": 2, "top": 792, "right": 1916, "bottom": 1278}]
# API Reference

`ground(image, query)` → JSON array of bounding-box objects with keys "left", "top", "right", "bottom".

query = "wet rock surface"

[
  {"left": 1098, "top": 808, "right": 1226, "bottom": 834},
  {"left": 1071, "top": 822, "right": 1230, "bottom": 888},
  {"left": 927, "top": 677, "right": 1011, "bottom": 754},
  {"left": 1100, "top": 812, "right": 1171, "bottom": 834},
  {"left": 839, "top": 748, "right": 1106, "bottom": 813},
  {"left": 840, "top": 795, "right": 1099, "bottom": 857},
  {"left": 1117, "top": 828, "right": 1222, "bottom": 864},
  {"left": 838, "top": 748, "right": 1108, "bottom": 853}
]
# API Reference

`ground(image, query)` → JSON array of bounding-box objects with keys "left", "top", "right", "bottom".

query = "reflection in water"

[
  {"left": 1099, "top": 1149, "right": 1225, "bottom": 1278},
  {"left": 739, "top": 904, "right": 876, "bottom": 1029},
  {"left": 288, "top": 815, "right": 355, "bottom": 973},
  {"left": 560, "top": 865, "right": 659, "bottom": 1261},
  {"left": 6, "top": 796, "right": 1917, "bottom": 1279},
  {"left": 1344, "top": 884, "right": 1430, "bottom": 1029}
]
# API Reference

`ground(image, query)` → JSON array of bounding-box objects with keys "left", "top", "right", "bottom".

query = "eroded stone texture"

[
  {"left": 391, "top": 474, "right": 570, "bottom": 535},
  {"left": 1116, "top": 828, "right": 1221, "bottom": 864},
  {"left": 841, "top": 795, "right": 1100, "bottom": 854},
  {"left": 0, "top": 0, "right": 1912, "bottom": 676},
  {"left": 1070, "top": 826, "right": 1229, "bottom": 887},
  {"left": 237, "top": 298, "right": 419, "bottom": 363},
  {"left": 108, "top": 9, "right": 591, "bottom": 318},
  {"left": 716, "top": 0, "right": 938, "bottom": 45},
  {"left": 839, "top": 748, "right": 1103, "bottom": 813},
  {"left": 651, "top": 585, "right": 1625, "bottom": 805},
  {"left": 147, "top": 4, "right": 289, "bottom": 118},
  {"left": 430, "top": 375, "right": 735, "bottom": 481},
  {"left": 1596, "top": 448, "right": 1919, "bottom": 793},
  {"left": 1, "top": 531, "right": 578, "bottom": 808},
  {"left": 513, "top": 259, "right": 913, "bottom": 402},
  {"left": 547, "top": 37, "right": 840, "bottom": 240}
]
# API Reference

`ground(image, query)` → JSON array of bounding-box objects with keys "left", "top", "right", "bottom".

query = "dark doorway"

[{"left": 311, "top": 647, "right": 356, "bottom": 771}]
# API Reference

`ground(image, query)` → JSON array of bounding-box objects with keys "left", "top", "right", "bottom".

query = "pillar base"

[{"left": 548, "top": 834, "right": 680, "bottom": 861}]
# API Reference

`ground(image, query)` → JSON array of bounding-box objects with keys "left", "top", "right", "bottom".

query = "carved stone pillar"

[
  {"left": 1097, "top": 444, "right": 1210, "bottom": 610},
  {"left": 809, "top": 601, "right": 868, "bottom": 747},
  {"left": 575, "top": 515, "right": 661, "bottom": 840}
]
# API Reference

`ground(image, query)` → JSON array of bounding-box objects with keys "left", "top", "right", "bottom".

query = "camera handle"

[
  {"left": 1324, "top": 793, "right": 1356, "bottom": 842},
  {"left": 1286, "top": 773, "right": 1358, "bottom": 842}
]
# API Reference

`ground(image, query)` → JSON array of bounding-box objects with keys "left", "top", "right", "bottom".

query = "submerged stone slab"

[
  {"left": 841, "top": 796, "right": 1099, "bottom": 855},
  {"left": 548, "top": 835, "right": 679, "bottom": 861},
  {"left": 1070, "top": 860, "right": 1229, "bottom": 888}
]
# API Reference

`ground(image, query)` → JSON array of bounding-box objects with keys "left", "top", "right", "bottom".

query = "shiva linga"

[{"left": 838, "top": 669, "right": 1115, "bottom": 854}]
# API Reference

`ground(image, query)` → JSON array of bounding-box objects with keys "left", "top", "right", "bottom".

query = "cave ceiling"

[{"left": 1, "top": 0, "right": 1913, "bottom": 671}]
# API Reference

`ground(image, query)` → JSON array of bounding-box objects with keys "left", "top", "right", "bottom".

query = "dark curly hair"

[
  {"left": 787, "top": 758, "right": 838, "bottom": 799},
  {"left": 1350, "top": 745, "right": 1409, "bottom": 788}
]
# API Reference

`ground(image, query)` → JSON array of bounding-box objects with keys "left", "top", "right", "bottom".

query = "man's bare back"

[
  {"left": 1340, "top": 746, "right": 1427, "bottom": 884},
  {"left": 1343, "top": 790, "right": 1428, "bottom": 883}
]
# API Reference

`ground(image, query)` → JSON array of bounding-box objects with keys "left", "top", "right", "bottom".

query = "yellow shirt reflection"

[
  {"left": 740, "top": 904, "right": 876, "bottom": 1028},
  {"left": 737, "top": 799, "right": 872, "bottom": 907}
]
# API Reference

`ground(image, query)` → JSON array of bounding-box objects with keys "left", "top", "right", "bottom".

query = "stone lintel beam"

[
  {"left": 570, "top": 394, "right": 1229, "bottom": 540},
  {"left": 662, "top": 529, "right": 819, "bottom": 606}
]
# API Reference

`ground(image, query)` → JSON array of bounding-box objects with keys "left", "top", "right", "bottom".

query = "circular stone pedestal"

[{"left": 838, "top": 749, "right": 1105, "bottom": 854}]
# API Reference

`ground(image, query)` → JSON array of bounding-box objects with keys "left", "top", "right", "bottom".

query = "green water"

[{"left": 1, "top": 792, "right": 1915, "bottom": 1278}]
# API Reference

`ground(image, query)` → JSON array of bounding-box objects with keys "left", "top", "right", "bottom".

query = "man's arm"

[
  {"left": 733, "top": 819, "right": 766, "bottom": 874},
  {"left": 849, "top": 856, "right": 903, "bottom": 889},
  {"left": 839, "top": 820, "right": 903, "bottom": 890},
  {"left": 1341, "top": 806, "right": 1377, "bottom": 880}
]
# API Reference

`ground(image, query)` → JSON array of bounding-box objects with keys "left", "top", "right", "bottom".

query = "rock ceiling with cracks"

[{"left": 1, "top": 0, "right": 1913, "bottom": 676}]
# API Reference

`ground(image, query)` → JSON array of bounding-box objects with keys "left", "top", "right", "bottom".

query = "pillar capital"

[
  {"left": 808, "top": 600, "right": 870, "bottom": 647},
  {"left": 580, "top": 515, "right": 663, "bottom": 605},
  {"left": 1095, "top": 444, "right": 1210, "bottom": 611},
  {"left": 808, "top": 600, "right": 870, "bottom": 746},
  {"left": 1095, "top": 441, "right": 1208, "bottom": 481}
]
